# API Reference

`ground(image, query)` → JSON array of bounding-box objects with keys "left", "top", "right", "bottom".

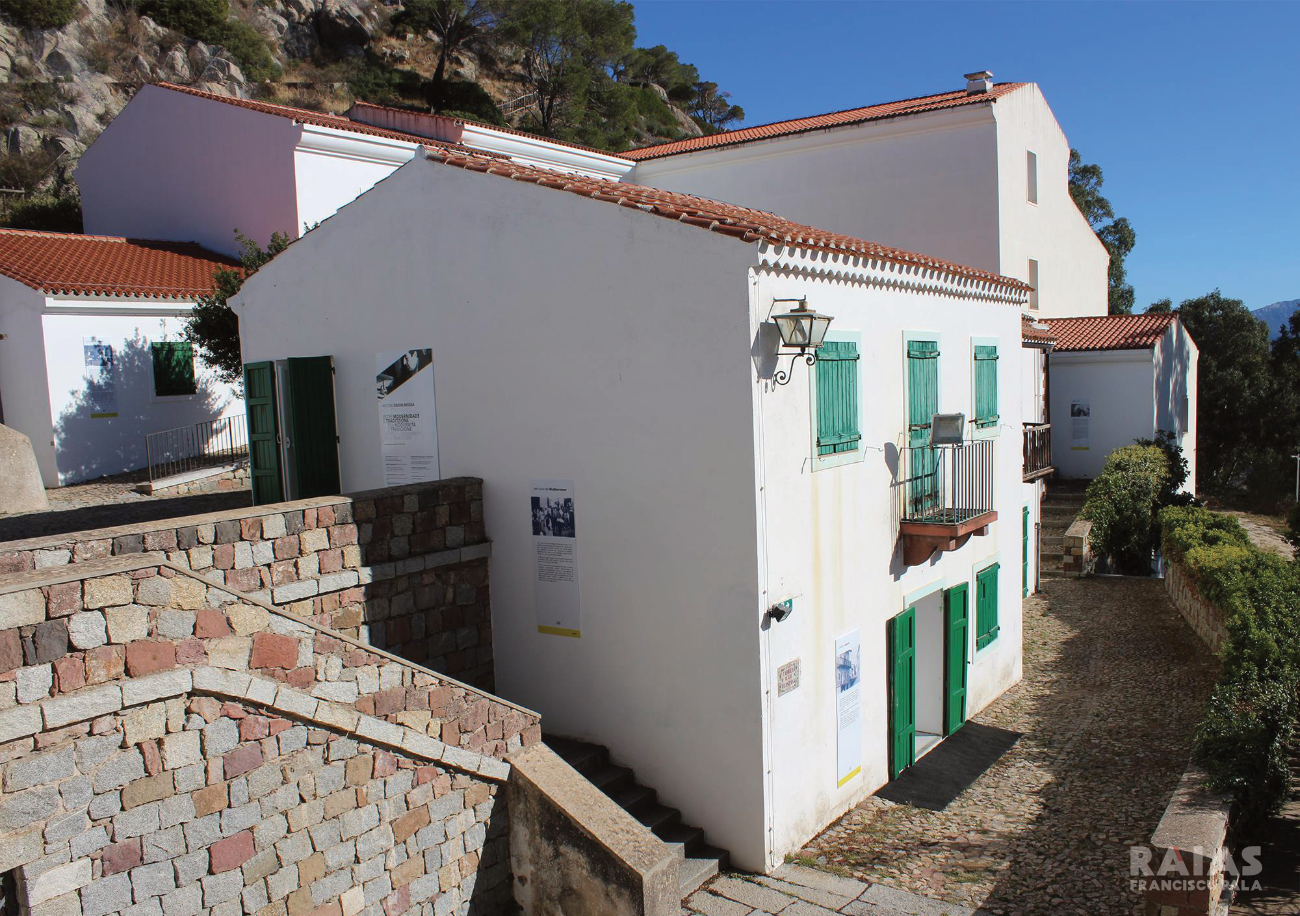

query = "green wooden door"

[
  {"left": 1022, "top": 507, "right": 1030, "bottom": 597},
  {"left": 284, "top": 356, "right": 341, "bottom": 500},
  {"left": 243, "top": 361, "right": 282, "bottom": 506},
  {"left": 906, "top": 340, "right": 940, "bottom": 516},
  {"left": 888, "top": 607, "right": 917, "bottom": 779},
  {"left": 944, "top": 583, "right": 969, "bottom": 736}
]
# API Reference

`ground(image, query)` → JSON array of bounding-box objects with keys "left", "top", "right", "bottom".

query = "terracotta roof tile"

[
  {"left": 621, "top": 83, "right": 1029, "bottom": 161},
  {"left": 1022, "top": 315, "right": 1057, "bottom": 344},
  {"left": 422, "top": 148, "right": 1030, "bottom": 294},
  {"left": 0, "top": 229, "right": 237, "bottom": 298},
  {"left": 153, "top": 83, "right": 485, "bottom": 154},
  {"left": 1043, "top": 313, "right": 1176, "bottom": 352}
]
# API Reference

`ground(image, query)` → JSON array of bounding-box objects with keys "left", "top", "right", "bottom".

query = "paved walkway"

[
  {"left": 687, "top": 864, "right": 979, "bottom": 915},
  {"left": 1217, "top": 510, "right": 1293, "bottom": 559},
  {"left": 692, "top": 577, "right": 1218, "bottom": 916},
  {"left": 0, "top": 469, "right": 250, "bottom": 542}
]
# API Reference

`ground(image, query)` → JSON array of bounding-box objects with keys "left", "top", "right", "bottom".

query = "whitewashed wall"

[
  {"left": 1049, "top": 349, "right": 1155, "bottom": 479},
  {"left": 1154, "top": 323, "right": 1199, "bottom": 494},
  {"left": 77, "top": 85, "right": 301, "bottom": 257},
  {"left": 634, "top": 106, "right": 1004, "bottom": 275},
  {"left": 41, "top": 301, "right": 243, "bottom": 486},
  {"left": 0, "top": 275, "right": 58, "bottom": 482},
  {"left": 751, "top": 259, "right": 1026, "bottom": 863},
  {"left": 992, "top": 86, "right": 1109, "bottom": 319},
  {"left": 233, "top": 159, "right": 773, "bottom": 868}
]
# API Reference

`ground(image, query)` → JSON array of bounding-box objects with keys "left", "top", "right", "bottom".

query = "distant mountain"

[{"left": 1254, "top": 299, "right": 1300, "bottom": 339}]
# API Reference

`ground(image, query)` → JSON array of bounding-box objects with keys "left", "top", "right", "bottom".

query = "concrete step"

[
  {"left": 1042, "top": 535, "right": 1064, "bottom": 547},
  {"left": 544, "top": 735, "right": 730, "bottom": 901}
]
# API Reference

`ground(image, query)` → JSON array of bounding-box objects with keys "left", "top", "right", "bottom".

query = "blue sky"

[{"left": 630, "top": 1, "right": 1299, "bottom": 312}]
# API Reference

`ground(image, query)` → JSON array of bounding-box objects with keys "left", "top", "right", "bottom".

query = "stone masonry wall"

[
  {"left": 145, "top": 465, "right": 251, "bottom": 498},
  {"left": 1062, "top": 518, "right": 1093, "bottom": 577},
  {"left": 1163, "top": 561, "right": 1226, "bottom": 655},
  {"left": 0, "top": 480, "right": 493, "bottom": 692},
  {"left": 0, "top": 555, "right": 540, "bottom": 916}
]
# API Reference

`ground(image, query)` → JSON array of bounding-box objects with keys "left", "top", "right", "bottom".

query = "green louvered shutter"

[
  {"left": 284, "top": 356, "right": 341, "bottom": 500},
  {"left": 974, "top": 345, "right": 999, "bottom": 428},
  {"left": 976, "top": 562, "right": 1000, "bottom": 650},
  {"left": 906, "top": 340, "right": 940, "bottom": 513},
  {"left": 816, "top": 340, "right": 860, "bottom": 456},
  {"left": 243, "top": 361, "right": 282, "bottom": 506},
  {"left": 888, "top": 607, "right": 917, "bottom": 779}
]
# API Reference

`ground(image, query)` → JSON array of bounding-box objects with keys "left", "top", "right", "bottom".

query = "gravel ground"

[
  {"left": 795, "top": 577, "right": 1218, "bottom": 916},
  {"left": 0, "top": 469, "right": 250, "bottom": 543}
]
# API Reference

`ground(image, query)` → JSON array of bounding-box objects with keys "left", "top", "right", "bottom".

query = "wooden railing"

[{"left": 1023, "top": 422, "right": 1053, "bottom": 481}]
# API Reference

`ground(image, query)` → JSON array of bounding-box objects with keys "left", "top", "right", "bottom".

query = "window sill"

[{"left": 813, "top": 448, "right": 865, "bottom": 472}]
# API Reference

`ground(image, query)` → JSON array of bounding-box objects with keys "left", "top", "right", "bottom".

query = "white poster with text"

[
  {"left": 531, "top": 479, "right": 581, "bottom": 638},
  {"left": 376, "top": 349, "right": 439, "bottom": 486},
  {"left": 1070, "top": 399, "right": 1091, "bottom": 450},
  {"left": 835, "top": 629, "right": 862, "bottom": 787}
]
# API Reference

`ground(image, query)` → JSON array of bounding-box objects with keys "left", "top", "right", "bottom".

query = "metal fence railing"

[
  {"left": 900, "top": 438, "right": 995, "bottom": 525},
  {"left": 1023, "top": 422, "right": 1053, "bottom": 480},
  {"left": 145, "top": 414, "right": 249, "bottom": 484}
]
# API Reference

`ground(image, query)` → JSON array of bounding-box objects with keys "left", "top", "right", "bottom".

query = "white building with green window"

[
  {"left": 232, "top": 147, "right": 1032, "bottom": 873},
  {"left": 0, "top": 229, "right": 242, "bottom": 486}
]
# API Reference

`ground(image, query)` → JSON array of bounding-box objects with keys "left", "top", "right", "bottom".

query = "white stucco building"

[
  {"left": 0, "top": 229, "right": 241, "bottom": 486},
  {"left": 1045, "top": 313, "right": 1198, "bottom": 489},
  {"left": 231, "top": 147, "right": 1036, "bottom": 872}
]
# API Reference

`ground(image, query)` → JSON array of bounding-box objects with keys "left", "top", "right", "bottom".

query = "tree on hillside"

[
  {"left": 1174, "top": 290, "right": 1274, "bottom": 495},
  {"left": 689, "top": 81, "right": 744, "bottom": 132},
  {"left": 393, "top": 0, "right": 495, "bottom": 103},
  {"left": 494, "top": 0, "right": 635, "bottom": 139},
  {"left": 1069, "top": 149, "right": 1136, "bottom": 315},
  {"left": 1265, "top": 309, "right": 1300, "bottom": 500},
  {"left": 184, "top": 232, "right": 289, "bottom": 384},
  {"left": 619, "top": 44, "right": 698, "bottom": 103},
  {"left": 1147, "top": 297, "right": 1173, "bottom": 313}
]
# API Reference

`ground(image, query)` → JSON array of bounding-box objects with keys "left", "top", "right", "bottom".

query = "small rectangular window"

[
  {"left": 815, "top": 340, "right": 860, "bottom": 456},
  {"left": 1027, "top": 259, "right": 1039, "bottom": 310},
  {"left": 976, "top": 562, "right": 1000, "bottom": 649},
  {"left": 973, "top": 345, "right": 998, "bottom": 428},
  {"left": 152, "top": 341, "right": 197, "bottom": 397},
  {"left": 1026, "top": 150, "right": 1038, "bottom": 204}
]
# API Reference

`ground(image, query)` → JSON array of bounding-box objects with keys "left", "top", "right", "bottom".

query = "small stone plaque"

[{"left": 777, "top": 658, "right": 801, "bottom": 697}]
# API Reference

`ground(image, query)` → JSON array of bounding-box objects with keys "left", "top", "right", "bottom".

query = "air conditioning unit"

[{"left": 930, "top": 413, "right": 966, "bottom": 446}]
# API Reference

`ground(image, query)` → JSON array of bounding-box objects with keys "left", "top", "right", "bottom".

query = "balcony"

[
  {"left": 899, "top": 438, "right": 997, "bottom": 567},
  {"left": 1022, "top": 422, "right": 1053, "bottom": 482}
]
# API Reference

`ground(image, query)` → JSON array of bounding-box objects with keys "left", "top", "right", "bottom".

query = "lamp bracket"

[{"left": 773, "top": 349, "right": 817, "bottom": 387}]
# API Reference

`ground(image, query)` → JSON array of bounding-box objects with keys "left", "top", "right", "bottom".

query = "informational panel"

[
  {"left": 376, "top": 349, "right": 439, "bottom": 486},
  {"left": 531, "top": 479, "right": 581, "bottom": 638},
  {"left": 834, "top": 629, "right": 862, "bottom": 787},
  {"left": 1069, "top": 399, "right": 1090, "bottom": 450},
  {"left": 83, "top": 337, "right": 118, "bottom": 419}
]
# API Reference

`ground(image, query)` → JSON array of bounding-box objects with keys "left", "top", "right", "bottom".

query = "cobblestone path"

[
  {"left": 784, "top": 577, "right": 1218, "bottom": 916},
  {"left": 0, "top": 469, "right": 250, "bottom": 542}
]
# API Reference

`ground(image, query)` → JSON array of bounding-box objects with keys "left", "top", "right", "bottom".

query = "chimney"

[{"left": 964, "top": 70, "right": 993, "bottom": 95}]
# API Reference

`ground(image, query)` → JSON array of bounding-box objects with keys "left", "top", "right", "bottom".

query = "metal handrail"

[
  {"left": 144, "top": 415, "right": 249, "bottom": 484},
  {"left": 900, "top": 438, "right": 995, "bottom": 524}
]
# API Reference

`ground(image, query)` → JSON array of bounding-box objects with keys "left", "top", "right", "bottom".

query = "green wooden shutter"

[
  {"left": 284, "top": 356, "right": 341, "bottom": 500},
  {"left": 1022, "top": 507, "right": 1030, "bottom": 598},
  {"left": 152, "top": 341, "right": 197, "bottom": 397},
  {"left": 976, "top": 562, "right": 1000, "bottom": 650},
  {"left": 906, "top": 340, "right": 940, "bottom": 512},
  {"left": 815, "top": 340, "right": 860, "bottom": 456},
  {"left": 974, "top": 345, "right": 998, "bottom": 428},
  {"left": 944, "top": 583, "right": 969, "bottom": 736},
  {"left": 888, "top": 607, "right": 916, "bottom": 779},
  {"left": 243, "top": 361, "right": 282, "bottom": 506}
]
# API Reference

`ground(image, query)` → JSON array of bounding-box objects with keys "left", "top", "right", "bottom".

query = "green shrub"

[
  {"left": 1082, "top": 444, "right": 1170, "bottom": 573},
  {"left": 1135, "top": 429, "right": 1194, "bottom": 508},
  {"left": 0, "top": 194, "right": 82, "bottom": 232},
  {"left": 135, "top": 0, "right": 279, "bottom": 82},
  {"left": 432, "top": 80, "right": 507, "bottom": 126},
  {"left": 1195, "top": 676, "right": 1297, "bottom": 828},
  {"left": 1287, "top": 503, "right": 1300, "bottom": 558},
  {"left": 1159, "top": 505, "right": 1251, "bottom": 562},
  {"left": 0, "top": 0, "right": 78, "bottom": 30}
]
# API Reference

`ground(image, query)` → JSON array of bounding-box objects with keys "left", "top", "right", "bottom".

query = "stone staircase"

[
  {"left": 1040, "top": 484, "right": 1087, "bottom": 578},
  {"left": 545, "top": 736, "right": 730, "bottom": 899}
]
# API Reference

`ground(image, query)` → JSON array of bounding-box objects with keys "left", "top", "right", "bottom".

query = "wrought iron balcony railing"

[
  {"left": 144, "top": 414, "right": 249, "bottom": 484},
  {"left": 898, "top": 438, "right": 997, "bottom": 566}
]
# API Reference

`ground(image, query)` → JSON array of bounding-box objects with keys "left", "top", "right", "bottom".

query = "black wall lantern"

[{"left": 771, "top": 297, "right": 834, "bottom": 386}]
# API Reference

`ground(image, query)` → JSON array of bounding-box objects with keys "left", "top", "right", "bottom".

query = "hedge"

[
  {"left": 1161, "top": 506, "right": 1300, "bottom": 826},
  {"left": 1083, "top": 444, "right": 1170, "bottom": 573}
]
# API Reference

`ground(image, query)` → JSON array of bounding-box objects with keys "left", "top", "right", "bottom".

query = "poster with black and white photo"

[
  {"left": 834, "top": 629, "right": 862, "bottom": 787},
  {"left": 531, "top": 479, "right": 581, "bottom": 638},
  {"left": 1070, "top": 399, "right": 1090, "bottom": 450},
  {"left": 83, "top": 337, "right": 118, "bottom": 419},
  {"left": 376, "top": 349, "right": 439, "bottom": 486}
]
